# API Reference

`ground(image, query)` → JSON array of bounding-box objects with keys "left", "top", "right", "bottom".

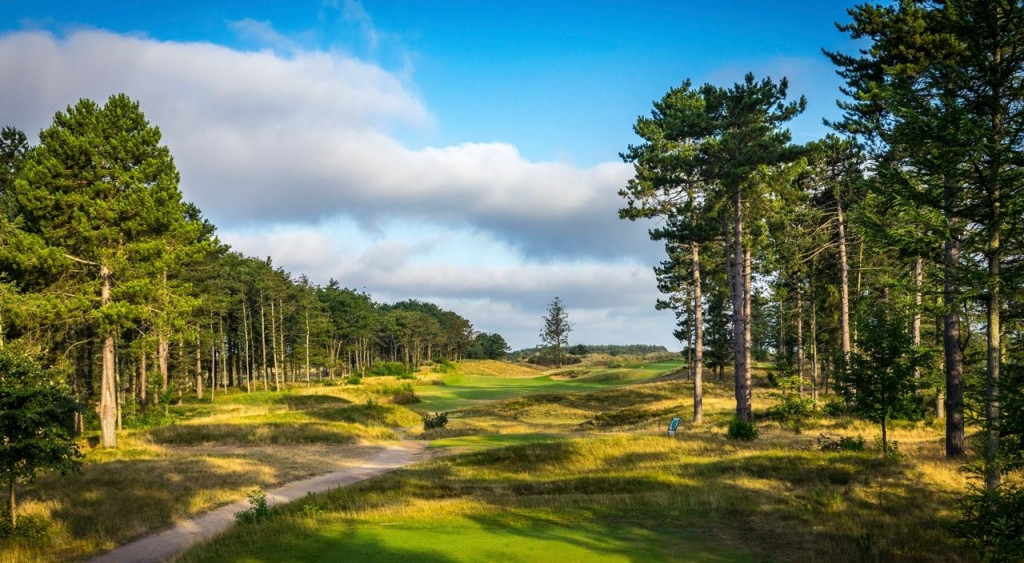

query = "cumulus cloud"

[
  {"left": 0, "top": 27, "right": 676, "bottom": 348},
  {"left": 0, "top": 28, "right": 655, "bottom": 261}
]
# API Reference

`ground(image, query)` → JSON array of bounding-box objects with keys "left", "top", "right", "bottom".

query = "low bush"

[
  {"left": 0, "top": 515, "right": 51, "bottom": 545},
  {"left": 433, "top": 359, "right": 457, "bottom": 374},
  {"left": 816, "top": 434, "right": 866, "bottom": 452},
  {"left": 422, "top": 411, "right": 449, "bottom": 430},
  {"left": 727, "top": 418, "right": 759, "bottom": 441},
  {"left": 369, "top": 362, "right": 411, "bottom": 377},
  {"left": 235, "top": 489, "right": 274, "bottom": 525}
]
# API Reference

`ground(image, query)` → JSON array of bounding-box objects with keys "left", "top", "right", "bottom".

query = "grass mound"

[{"left": 454, "top": 359, "right": 545, "bottom": 378}]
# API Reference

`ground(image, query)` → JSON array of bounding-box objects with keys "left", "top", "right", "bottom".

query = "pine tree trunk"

[
  {"left": 210, "top": 337, "right": 216, "bottom": 400},
  {"left": 912, "top": 256, "right": 923, "bottom": 380},
  {"left": 731, "top": 188, "right": 752, "bottom": 422},
  {"left": 260, "top": 294, "right": 269, "bottom": 391},
  {"left": 139, "top": 351, "right": 148, "bottom": 410},
  {"left": 305, "top": 310, "right": 311, "bottom": 387},
  {"left": 944, "top": 221, "right": 965, "bottom": 458},
  {"left": 278, "top": 300, "right": 286, "bottom": 386},
  {"left": 270, "top": 298, "right": 280, "bottom": 391},
  {"left": 219, "top": 317, "right": 228, "bottom": 392},
  {"left": 985, "top": 236, "right": 1001, "bottom": 490},
  {"left": 8, "top": 477, "right": 15, "bottom": 527},
  {"left": 195, "top": 331, "right": 203, "bottom": 400},
  {"left": 796, "top": 288, "right": 805, "bottom": 396},
  {"left": 837, "top": 197, "right": 852, "bottom": 367},
  {"left": 100, "top": 265, "right": 117, "bottom": 448},
  {"left": 692, "top": 242, "right": 703, "bottom": 424},
  {"left": 158, "top": 333, "right": 169, "bottom": 394},
  {"left": 811, "top": 297, "right": 819, "bottom": 407},
  {"left": 242, "top": 299, "right": 252, "bottom": 392}
]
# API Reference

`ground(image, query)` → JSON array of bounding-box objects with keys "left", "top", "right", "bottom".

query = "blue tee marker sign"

[{"left": 667, "top": 417, "right": 681, "bottom": 436}]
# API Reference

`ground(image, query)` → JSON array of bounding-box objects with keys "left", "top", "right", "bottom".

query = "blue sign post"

[{"left": 667, "top": 417, "right": 681, "bottom": 436}]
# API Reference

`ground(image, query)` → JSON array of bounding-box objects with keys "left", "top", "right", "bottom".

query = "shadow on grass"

[{"left": 282, "top": 435, "right": 972, "bottom": 562}]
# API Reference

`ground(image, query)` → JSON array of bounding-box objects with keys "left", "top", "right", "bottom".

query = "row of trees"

[
  {"left": 0, "top": 95, "right": 492, "bottom": 450},
  {"left": 620, "top": 0, "right": 1022, "bottom": 523}
]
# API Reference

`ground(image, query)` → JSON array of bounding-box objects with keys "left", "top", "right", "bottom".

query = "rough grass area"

[
  {"left": 179, "top": 433, "right": 970, "bottom": 562},
  {"left": 452, "top": 359, "right": 546, "bottom": 378},
  {"left": 0, "top": 384, "right": 418, "bottom": 563},
  {"left": 413, "top": 361, "right": 683, "bottom": 413}
]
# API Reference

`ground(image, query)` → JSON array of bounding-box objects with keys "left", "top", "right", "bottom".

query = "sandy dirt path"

[{"left": 88, "top": 441, "right": 427, "bottom": 563}]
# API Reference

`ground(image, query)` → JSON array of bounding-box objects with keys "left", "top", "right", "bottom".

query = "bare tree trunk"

[
  {"left": 279, "top": 299, "right": 286, "bottom": 386},
  {"left": 731, "top": 187, "right": 752, "bottom": 422},
  {"left": 219, "top": 317, "right": 228, "bottom": 392},
  {"left": 811, "top": 296, "right": 819, "bottom": 407},
  {"left": 242, "top": 299, "right": 252, "bottom": 392},
  {"left": 944, "top": 221, "right": 965, "bottom": 458},
  {"left": 8, "top": 477, "right": 16, "bottom": 526},
  {"left": 692, "top": 242, "right": 703, "bottom": 424},
  {"left": 912, "top": 256, "right": 923, "bottom": 380},
  {"left": 985, "top": 236, "right": 1001, "bottom": 490},
  {"left": 210, "top": 336, "right": 216, "bottom": 400},
  {"left": 100, "top": 265, "right": 117, "bottom": 448},
  {"left": 270, "top": 298, "right": 280, "bottom": 391},
  {"left": 837, "top": 198, "right": 852, "bottom": 367},
  {"left": 260, "top": 294, "right": 269, "bottom": 391},
  {"left": 796, "top": 287, "right": 805, "bottom": 396},
  {"left": 158, "top": 333, "right": 169, "bottom": 395},
  {"left": 139, "top": 351, "right": 148, "bottom": 410},
  {"left": 194, "top": 331, "right": 203, "bottom": 400},
  {"left": 305, "top": 309, "right": 311, "bottom": 388}
]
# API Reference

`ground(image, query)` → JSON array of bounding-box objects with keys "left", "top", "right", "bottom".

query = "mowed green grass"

[
  {"left": 179, "top": 360, "right": 972, "bottom": 562},
  {"left": 414, "top": 361, "right": 681, "bottom": 413}
]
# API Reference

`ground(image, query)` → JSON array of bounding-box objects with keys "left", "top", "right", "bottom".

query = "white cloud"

[{"left": 0, "top": 27, "right": 676, "bottom": 348}]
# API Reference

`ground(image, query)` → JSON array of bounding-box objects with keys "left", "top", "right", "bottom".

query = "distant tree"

[
  {"left": 540, "top": 297, "right": 572, "bottom": 368},
  {"left": 0, "top": 349, "right": 82, "bottom": 526},
  {"left": 468, "top": 333, "right": 510, "bottom": 360}
]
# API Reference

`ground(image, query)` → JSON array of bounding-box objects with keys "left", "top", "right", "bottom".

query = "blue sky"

[{"left": 0, "top": 0, "right": 859, "bottom": 349}]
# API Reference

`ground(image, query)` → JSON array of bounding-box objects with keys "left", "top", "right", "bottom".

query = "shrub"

[
  {"left": 433, "top": 359, "right": 457, "bottom": 374},
  {"left": 344, "top": 374, "right": 362, "bottom": 385},
  {"left": 766, "top": 375, "right": 814, "bottom": 433},
  {"left": 816, "top": 434, "right": 866, "bottom": 452},
  {"left": 954, "top": 481, "right": 1024, "bottom": 562},
  {"left": 823, "top": 396, "right": 849, "bottom": 417},
  {"left": 369, "top": 362, "right": 411, "bottom": 377},
  {"left": 422, "top": 412, "right": 449, "bottom": 430},
  {"left": 390, "top": 390, "right": 420, "bottom": 405},
  {"left": 727, "top": 419, "right": 759, "bottom": 441},
  {"left": 235, "top": 489, "right": 274, "bottom": 524},
  {"left": 0, "top": 515, "right": 51, "bottom": 544}
]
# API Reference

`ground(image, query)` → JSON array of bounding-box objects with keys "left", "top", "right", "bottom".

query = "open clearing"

[{"left": 173, "top": 359, "right": 972, "bottom": 562}]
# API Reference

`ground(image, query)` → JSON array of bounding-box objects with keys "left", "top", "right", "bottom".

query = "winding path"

[{"left": 88, "top": 442, "right": 427, "bottom": 563}]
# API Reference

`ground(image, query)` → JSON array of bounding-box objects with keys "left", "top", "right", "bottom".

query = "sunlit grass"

[{"left": 180, "top": 361, "right": 974, "bottom": 562}]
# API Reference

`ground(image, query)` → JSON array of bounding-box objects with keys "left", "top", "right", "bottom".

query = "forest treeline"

[
  {"left": 620, "top": 1, "right": 1022, "bottom": 553},
  {"left": 0, "top": 96, "right": 503, "bottom": 449}
]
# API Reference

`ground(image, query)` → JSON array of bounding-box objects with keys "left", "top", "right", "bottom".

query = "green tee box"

[{"left": 667, "top": 417, "right": 680, "bottom": 436}]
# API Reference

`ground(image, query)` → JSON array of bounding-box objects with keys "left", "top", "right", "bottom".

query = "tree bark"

[
  {"left": 731, "top": 186, "right": 752, "bottom": 422},
  {"left": 912, "top": 256, "right": 923, "bottom": 380},
  {"left": 985, "top": 233, "right": 1001, "bottom": 490},
  {"left": 194, "top": 331, "right": 203, "bottom": 400},
  {"left": 270, "top": 298, "right": 280, "bottom": 391},
  {"left": 692, "top": 242, "right": 703, "bottom": 424},
  {"left": 8, "top": 477, "right": 15, "bottom": 526},
  {"left": 305, "top": 309, "right": 311, "bottom": 388},
  {"left": 944, "top": 220, "right": 965, "bottom": 458},
  {"left": 100, "top": 264, "right": 117, "bottom": 448},
  {"left": 796, "top": 287, "right": 805, "bottom": 396},
  {"left": 260, "top": 294, "right": 269, "bottom": 391},
  {"left": 836, "top": 197, "right": 852, "bottom": 368}
]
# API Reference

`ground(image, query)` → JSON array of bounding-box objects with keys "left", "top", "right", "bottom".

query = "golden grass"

[{"left": 454, "top": 359, "right": 546, "bottom": 378}]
